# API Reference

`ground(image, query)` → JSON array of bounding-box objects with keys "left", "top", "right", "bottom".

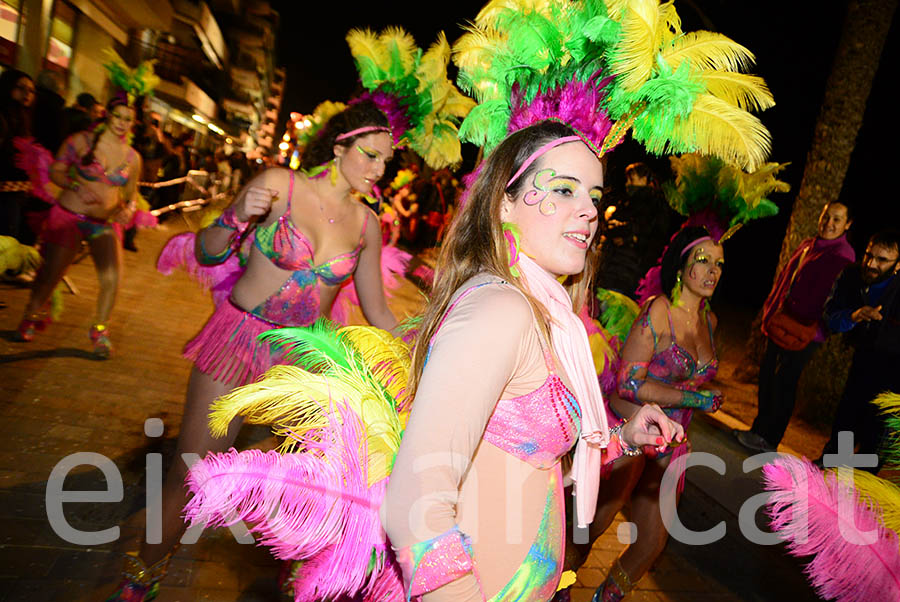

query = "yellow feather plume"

[
  {"left": 208, "top": 363, "right": 404, "bottom": 485},
  {"left": 836, "top": 468, "right": 900, "bottom": 547},
  {"left": 734, "top": 161, "right": 791, "bottom": 209},
  {"left": 657, "top": 1, "right": 682, "bottom": 47},
  {"left": 699, "top": 71, "right": 775, "bottom": 112},
  {"left": 208, "top": 366, "right": 335, "bottom": 439},
  {"left": 453, "top": 25, "right": 507, "bottom": 92},
  {"left": 873, "top": 392, "right": 900, "bottom": 415},
  {"left": 418, "top": 32, "right": 451, "bottom": 91},
  {"left": 475, "top": 0, "right": 552, "bottom": 25},
  {"left": 380, "top": 26, "right": 418, "bottom": 75},
  {"left": 442, "top": 88, "right": 478, "bottom": 118},
  {"left": 672, "top": 94, "right": 771, "bottom": 172},
  {"left": 612, "top": 0, "right": 664, "bottom": 92},
  {"left": 346, "top": 28, "right": 388, "bottom": 72},
  {"left": 337, "top": 326, "right": 412, "bottom": 409},
  {"left": 662, "top": 31, "right": 756, "bottom": 74}
]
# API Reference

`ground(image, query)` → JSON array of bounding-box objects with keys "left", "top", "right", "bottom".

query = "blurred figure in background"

[{"left": 0, "top": 70, "right": 37, "bottom": 245}]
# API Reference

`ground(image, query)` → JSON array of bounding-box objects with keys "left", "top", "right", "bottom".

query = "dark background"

[{"left": 270, "top": 0, "right": 899, "bottom": 309}]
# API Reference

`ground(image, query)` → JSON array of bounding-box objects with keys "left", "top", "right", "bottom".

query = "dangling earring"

[
  {"left": 329, "top": 157, "right": 339, "bottom": 186},
  {"left": 502, "top": 222, "right": 521, "bottom": 278},
  {"left": 671, "top": 272, "right": 683, "bottom": 307}
]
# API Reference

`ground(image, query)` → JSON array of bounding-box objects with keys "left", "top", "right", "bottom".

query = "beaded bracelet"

[
  {"left": 213, "top": 207, "right": 249, "bottom": 231},
  {"left": 609, "top": 420, "right": 643, "bottom": 456}
]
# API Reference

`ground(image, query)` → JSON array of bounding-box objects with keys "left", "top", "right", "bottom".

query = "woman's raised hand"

[
  {"left": 621, "top": 403, "right": 685, "bottom": 454},
  {"left": 235, "top": 186, "right": 277, "bottom": 222}
]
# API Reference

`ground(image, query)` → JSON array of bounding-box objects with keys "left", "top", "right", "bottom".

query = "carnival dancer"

[
  {"left": 105, "top": 100, "right": 400, "bottom": 600},
  {"left": 13, "top": 53, "right": 156, "bottom": 356},
  {"left": 109, "top": 24, "right": 475, "bottom": 600},
  {"left": 560, "top": 154, "right": 788, "bottom": 601},
  {"left": 384, "top": 119, "right": 685, "bottom": 601}
]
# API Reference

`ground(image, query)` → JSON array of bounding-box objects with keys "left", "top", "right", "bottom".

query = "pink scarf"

[{"left": 518, "top": 253, "right": 609, "bottom": 527}]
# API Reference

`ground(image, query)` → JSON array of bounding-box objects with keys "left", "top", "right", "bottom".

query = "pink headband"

[
  {"left": 335, "top": 126, "right": 392, "bottom": 142},
  {"left": 506, "top": 136, "right": 581, "bottom": 188},
  {"left": 680, "top": 236, "right": 714, "bottom": 258}
]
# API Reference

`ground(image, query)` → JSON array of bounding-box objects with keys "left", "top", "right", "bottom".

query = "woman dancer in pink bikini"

[
  {"left": 382, "top": 121, "right": 683, "bottom": 601},
  {"left": 15, "top": 97, "right": 141, "bottom": 356},
  {"left": 108, "top": 100, "right": 399, "bottom": 600},
  {"left": 564, "top": 225, "right": 725, "bottom": 602}
]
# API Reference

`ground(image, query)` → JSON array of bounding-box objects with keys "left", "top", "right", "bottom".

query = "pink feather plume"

[
  {"left": 350, "top": 92, "right": 410, "bottom": 146},
  {"left": 156, "top": 232, "right": 244, "bottom": 306},
  {"left": 763, "top": 455, "right": 900, "bottom": 601},
  {"left": 507, "top": 73, "right": 615, "bottom": 152},
  {"left": 185, "top": 404, "right": 392, "bottom": 601},
  {"left": 12, "top": 137, "right": 55, "bottom": 203}
]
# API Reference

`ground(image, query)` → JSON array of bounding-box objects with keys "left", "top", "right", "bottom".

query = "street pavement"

[{"left": 0, "top": 221, "right": 821, "bottom": 601}]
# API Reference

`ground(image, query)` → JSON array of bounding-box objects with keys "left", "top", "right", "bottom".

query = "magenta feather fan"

[
  {"left": 184, "top": 403, "right": 393, "bottom": 601},
  {"left": 763, "top": 455, "right": 900, "bottom": 601}
]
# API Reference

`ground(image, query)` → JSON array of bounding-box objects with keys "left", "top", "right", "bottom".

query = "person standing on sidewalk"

[
  {"left": 734, "top": 201, "right": 855, "bottom": 452},
  {"left": 815, "top": 230, "right": 900, "bottom": 472}
]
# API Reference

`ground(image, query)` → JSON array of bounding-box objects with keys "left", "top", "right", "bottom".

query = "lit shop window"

[
  {"left": 0, "top": 0, "right": 22, "bottom": 66},
  {"left": 45, "top": 1, "right": 75, "bottom": 71}
]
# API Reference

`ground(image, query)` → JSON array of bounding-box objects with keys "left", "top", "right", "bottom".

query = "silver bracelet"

[{"left": 609, "top": 420, "right": 643, "bottom": 456}]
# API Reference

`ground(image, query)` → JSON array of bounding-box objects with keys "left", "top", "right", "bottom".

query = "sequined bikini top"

[
  {"left": 253, "top": 170, "right": 367, "bottom": 286},
  {"left": 643, "top": 297, "right": 718, "bottom": 389},
  {"left": 429, "top": 281, "right": 582, "bottom": 469},
  {"left": 60, "top": 136, "right": 135, "bottom": 187}
]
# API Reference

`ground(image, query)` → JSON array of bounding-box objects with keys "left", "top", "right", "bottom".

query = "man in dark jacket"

[{"left": 816, "top": 229, "right": 900, "bottom": 472}]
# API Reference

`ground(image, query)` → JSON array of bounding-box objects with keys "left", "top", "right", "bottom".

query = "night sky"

[{"left": 270, "top": 0, "right": 899, "bottom": 309}]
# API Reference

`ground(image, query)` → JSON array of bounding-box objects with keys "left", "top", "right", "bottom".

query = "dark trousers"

[
  {"left": 750, "top": 337, "right": 820, "bottom": 446},
  {"left": 820, "top": 349, "right": 900, "bottom": 473}
]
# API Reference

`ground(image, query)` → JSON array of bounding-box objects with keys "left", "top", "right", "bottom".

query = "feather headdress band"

[
  {"left": 345, "top": 27, "right": 476, "bottom": 169},
  {"left": 453, "top": 0, "right": 775, "bottom": 170},
  {"left": 101, "top": 48, "right": 159, "bottom": 107}
]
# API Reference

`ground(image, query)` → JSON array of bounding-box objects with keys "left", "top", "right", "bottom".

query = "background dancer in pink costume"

[{"left": 106, "top": 100, "right": 399, "bottom": 601}]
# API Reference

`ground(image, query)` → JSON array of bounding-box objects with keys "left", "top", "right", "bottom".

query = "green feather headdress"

[
  {"left": 346, "top": 28, "right": 476, "bottom": 169},
  {"left": 102, "top": 48, "right": 160, "bottom": 107},
  {"left": 663, "top": 153, "right": 789, "bottom": 241},
  {"left": 454, "top": 0, "right": 775, "bottom": 170}
]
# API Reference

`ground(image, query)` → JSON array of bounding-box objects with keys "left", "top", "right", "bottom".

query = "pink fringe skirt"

[{"left": 184, "top": 299, "right": 286, "bottom": 386}]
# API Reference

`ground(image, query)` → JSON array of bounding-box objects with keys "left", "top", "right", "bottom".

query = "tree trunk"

[{"left": 734, "top": 0, "right": 898, "bottom": 383}]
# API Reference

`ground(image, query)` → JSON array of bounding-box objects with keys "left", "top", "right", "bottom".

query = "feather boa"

[{"left": 763, "top": 455, "right": 900, "bottom": 601}]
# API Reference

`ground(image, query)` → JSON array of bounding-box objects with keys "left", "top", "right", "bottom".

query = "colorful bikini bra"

[
  {"left": 247, "top": 170, "right": 368, "bottom": 326},
  {"left": 60, "top": 135, "right": 135, "bottom": 187},
  {"left": 644, "top": 299, "right": 718, "bottom": 389},
  {"left": 430, "top": 280, "right": 582, "bottom": 469}
]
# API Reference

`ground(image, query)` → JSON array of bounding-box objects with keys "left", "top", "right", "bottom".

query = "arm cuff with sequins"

[{"left": 394, "top": 525, "right": 478, "bottom": 600}]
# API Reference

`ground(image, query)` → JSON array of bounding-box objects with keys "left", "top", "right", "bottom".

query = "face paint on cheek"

[
  {"left": 688, "top": 263, "right": 701, "bottom": 280},
  {"left": 521, "top": 168, "right": 557, "bottom": 215}
]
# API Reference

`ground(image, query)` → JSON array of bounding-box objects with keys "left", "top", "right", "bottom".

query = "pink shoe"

[
  {"left": 90, "top": 323, "right": 112, "bottom": 358},
  {"left": 14, "top": 314, "right": 48, "bottom": 342}
]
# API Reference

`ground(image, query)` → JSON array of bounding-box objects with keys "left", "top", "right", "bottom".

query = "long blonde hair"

[{"left": 409, "top": 121, "right": 602, "bottom": 396}]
